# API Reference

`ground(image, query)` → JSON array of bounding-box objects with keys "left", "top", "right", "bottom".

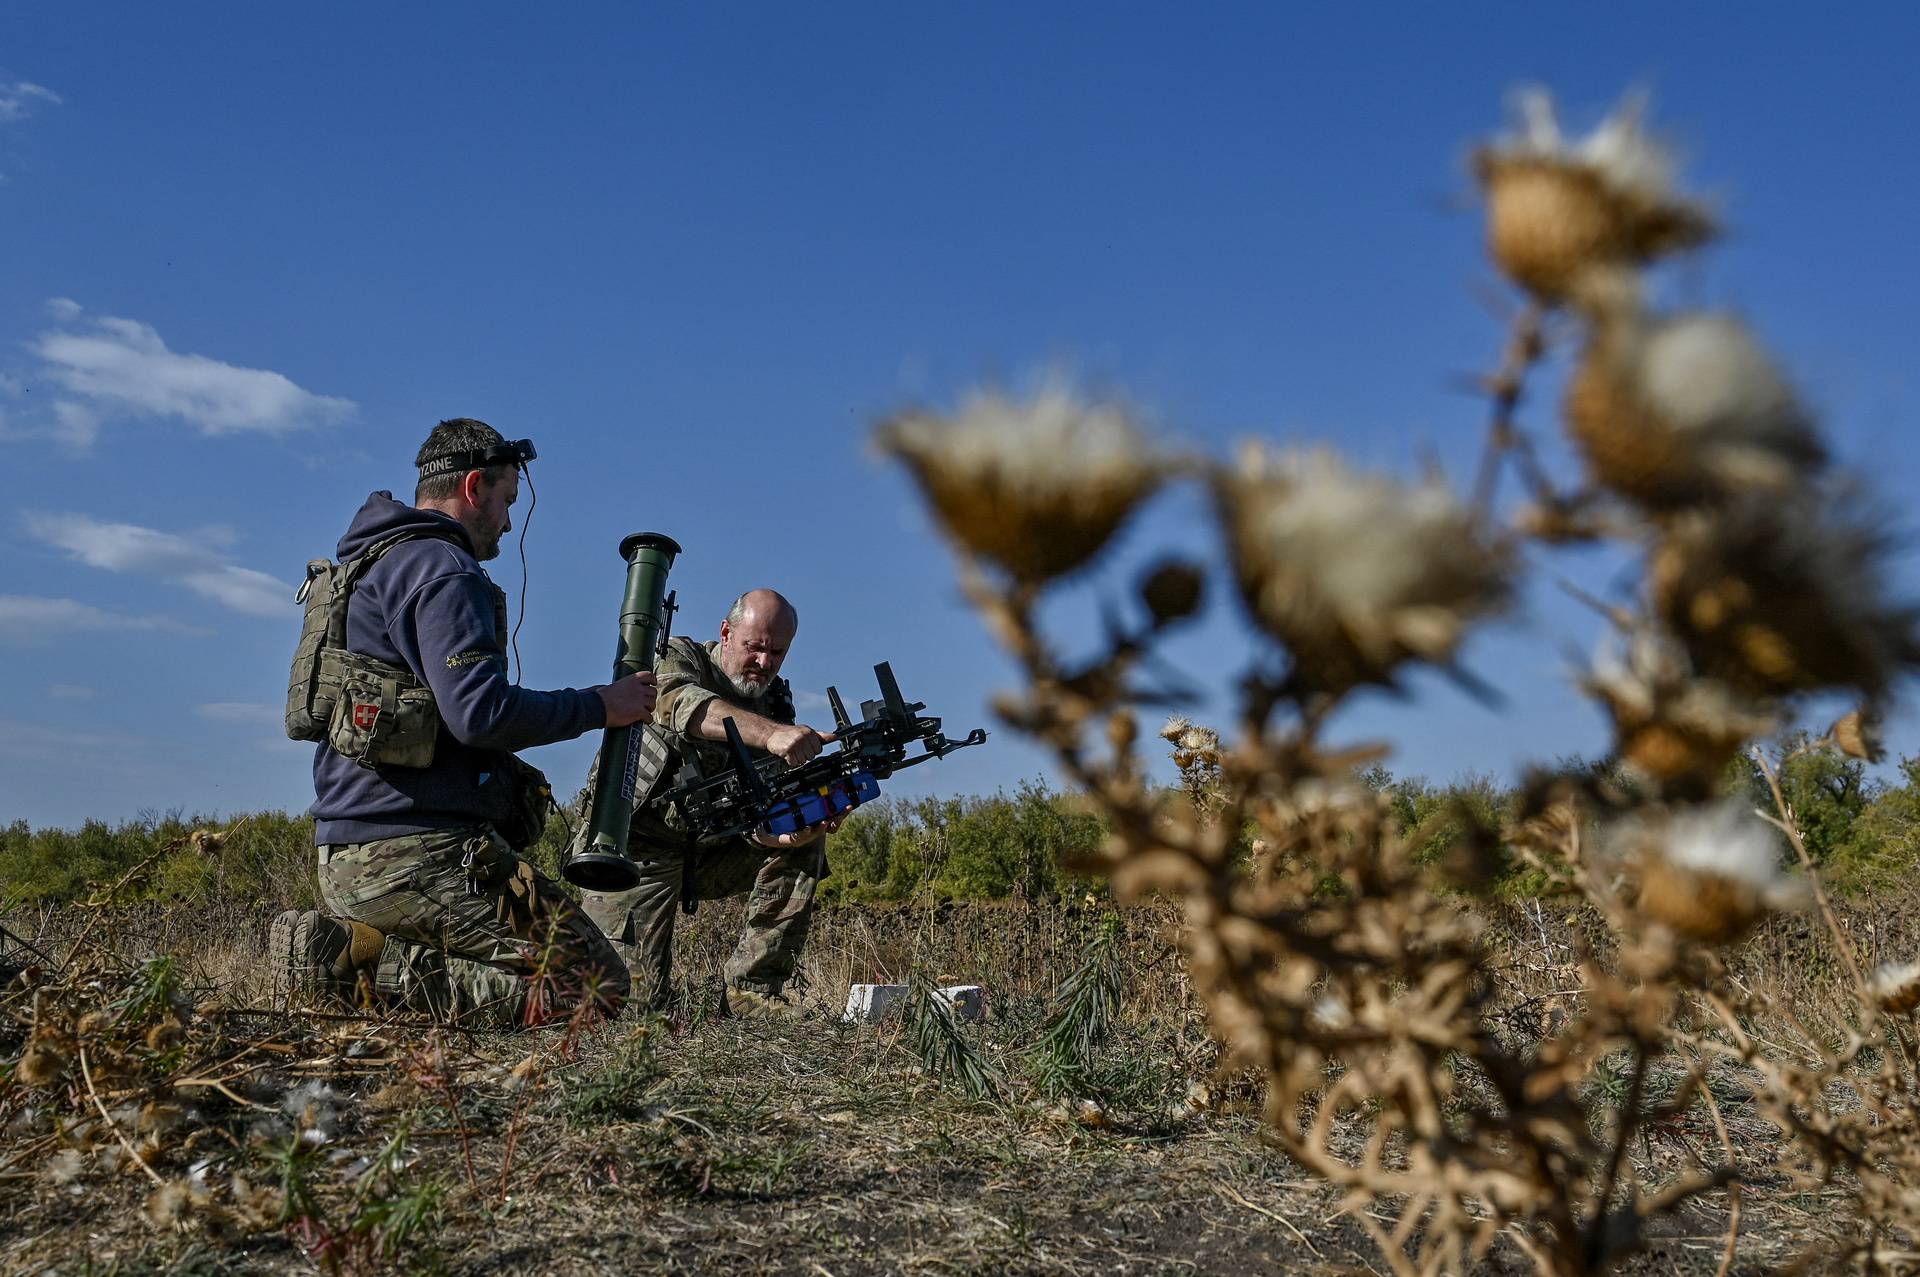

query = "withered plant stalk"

[{"left": 876, "top": 87, "right": 1920, "bottom": 1275}]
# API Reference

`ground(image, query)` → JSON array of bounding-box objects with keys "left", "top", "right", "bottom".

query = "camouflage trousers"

[
  {"left": 580, "top": 835, "right": 824, "bottom": 1009},
  {"left": 316, "top": 826, "right": 629, "bottom": 1028}
]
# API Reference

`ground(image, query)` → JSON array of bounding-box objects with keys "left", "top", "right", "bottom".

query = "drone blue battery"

[{"left": 762, "top": 771, "right": 882, "bottom": 837}]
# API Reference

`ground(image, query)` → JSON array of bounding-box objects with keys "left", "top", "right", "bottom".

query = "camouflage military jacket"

[{"left": 630, "top": 636, "right": 795, "bottom": 845}]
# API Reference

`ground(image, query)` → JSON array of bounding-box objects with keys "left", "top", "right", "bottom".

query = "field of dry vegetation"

[
  {"left": 11, "top": 87, "right": 1920, "bottom": 1275},
  {"left": 7, "top": 872, "right": 1916, "bottom": 1275}
]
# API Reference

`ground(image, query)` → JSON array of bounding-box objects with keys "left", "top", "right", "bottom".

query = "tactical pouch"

[
  {"left": 494, "top": 753, "right": 553, "bottom": 853},
  {"left": 327, "top": 654, "right": 439, "bottom": 768},
  {"left": 286, "top": 559, "right": 343, "bottom": 741},
  {"left": 286, "top": 528, "right": 458, "bottom": 746}
]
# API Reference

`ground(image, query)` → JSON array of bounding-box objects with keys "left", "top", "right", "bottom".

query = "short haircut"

[
  {"left": 414, "top": 418, "right": 511, "bottom": 502},
  {"left": 726, "top": 590, "right": 798, "bottom": 631}
]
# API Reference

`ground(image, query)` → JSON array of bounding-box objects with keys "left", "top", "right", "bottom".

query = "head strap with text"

[{"left": 417, "top": 438, "right": 537, "bottom": 480}]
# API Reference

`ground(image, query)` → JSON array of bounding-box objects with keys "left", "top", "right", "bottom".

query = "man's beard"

[
  {"left": 471, "top": 523, "right": 503, "bottom": 561},
  {"left": 721, "top": 662, "right": 772, "bottom": 701}
]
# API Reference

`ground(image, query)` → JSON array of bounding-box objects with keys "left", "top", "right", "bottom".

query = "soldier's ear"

[{"left": 459, "top": 469, "right": 487, "bottom": 508}]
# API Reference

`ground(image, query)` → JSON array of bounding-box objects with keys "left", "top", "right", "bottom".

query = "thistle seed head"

[
  {"left": 1309, "top": 995, "right": 1354, "bottom": 1031},
  {"left": 1871, "top": 961, "right": 1920, "bottom": 1015},
  {"left": 1216, "top": 446, "right": 1512, "bottom": 692},
  {"left": 280, "top": 1080, "right": 343, "bottom": 1146},
  {"left": 1623, "top": 802, "right": 1802, "bottom": 944},
  {"left": 1651, "top": 497, "right": 1920, "bottom": 700},
  {"left": 1138, "top": 559, "right": 1205, "bottom": 627},
  {"left": 1832, "top": 708, "right": 1884, "bottom": 764},
  {"left": 1159, "top": 714, "right": 1222, "bottom": 769},
  {"left": 1586, "top": 631, "right": 1776, "bottom": 784},
  {"left": 144, "top": 1019, "right": 185, "bottom": 1053},
  {"left": 145, "top": 1180, "right": 204, "bottom": 1231},
  {"left": 47, "top": 1148, "right": 85, "bottom": 1185},
  {"left": 1473, "top": 88, "right": 1714, "bottom": 303},
  {"left": 137, "top": 1100, "right": 186, "bottom": 1135},
  {"left": 16, "top": 1036, "right": 70, "bottom": 1088},
  {"left": 874, "top": 385, "right": 1165, "bottom": 584},
  {"left": 1564, "top": 312, "right": 1823, "bottom": 507}
]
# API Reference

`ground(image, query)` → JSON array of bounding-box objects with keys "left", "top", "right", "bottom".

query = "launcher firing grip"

[{"left": 563, "top": 531, "right": 681, "bottom": 892}]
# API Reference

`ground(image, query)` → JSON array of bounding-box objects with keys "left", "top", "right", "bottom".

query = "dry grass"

[
  {"left": 0, "top": 886, "right": 1906, "bottom": 1276},
  {"left": 0, "top": 898, "right": 1299, "bottom": 1276}
]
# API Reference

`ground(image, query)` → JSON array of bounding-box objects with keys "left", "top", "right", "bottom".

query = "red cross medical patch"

[{"left": 352, "top": 703, "right": 380, "bottom": 731}]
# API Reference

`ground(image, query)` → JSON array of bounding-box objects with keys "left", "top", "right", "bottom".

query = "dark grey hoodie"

[{"left": 310, "top": 492, "right": 605, "bottom": 844}]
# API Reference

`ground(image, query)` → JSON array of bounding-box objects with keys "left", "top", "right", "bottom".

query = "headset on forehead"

[{"left": 417, "top": 438, "right": 537, "bottom": 480}]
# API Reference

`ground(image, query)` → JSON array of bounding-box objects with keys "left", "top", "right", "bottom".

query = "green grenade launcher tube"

[{"left": 564, "top": 532, "right": 681, "bottom": 892}]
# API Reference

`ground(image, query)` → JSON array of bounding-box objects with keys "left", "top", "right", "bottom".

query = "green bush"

[
  {"left": 11, "top": 748, "right": 1920, "bottom": 912},
  {"left": 522, "top": 785, "right": 589, "bottom": 885},
  {"left": 1377, "top": 770, "right": 1513, "bottom": 867},
  {"left": 0, "top": 809, "right": 316, "bottom": 911},
  {"left": 1729, "top": 736, "right": 1880, "bottom": 868},
  {"left": 822, "top": 779, "right": 1105, "bottom": 902}
]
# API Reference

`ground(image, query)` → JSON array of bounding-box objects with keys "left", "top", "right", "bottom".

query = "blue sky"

[{"left": 4, "top": 4, "right": 1917, "bottom": 829}]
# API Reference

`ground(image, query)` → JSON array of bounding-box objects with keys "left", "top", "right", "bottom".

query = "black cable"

[{"left": 511, "top": 464, "right": 534, "bottom": 685}]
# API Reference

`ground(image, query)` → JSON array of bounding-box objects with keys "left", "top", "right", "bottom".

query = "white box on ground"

[
  {"left": 843, "top": 983, "right": 908, "bottom": 1022},
  {"left": 939, "top": 985, "right": 985, "bottom": 1021},
  {"left": 843, "top": 983, "right": 986, "bottom": 1023}
]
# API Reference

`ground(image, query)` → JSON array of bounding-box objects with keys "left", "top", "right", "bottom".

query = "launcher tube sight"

[{"left": 563, "top": 531, "right": 681, "bottom": 892}]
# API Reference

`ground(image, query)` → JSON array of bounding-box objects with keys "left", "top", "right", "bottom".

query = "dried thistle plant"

[
  {"left": 1649, "top": 495, "right": 1920, "bottom": 701},
  {"left": 880, "top": 86, "right": 1920, "bottom": 1275},
  {"left": 1564, "top": 311, "right": 1823, "bottom": 507},
  {"left": 874, "top": 384, "right": 1169, "bottom": 586},
  {"left": 1868, "top": 961, "right": 1920, "bottom": 1016},
  {"left": 1159, "top": 715, "right": 1223, "bottom": 809},
  {"left": 1614, "top": 801, "right": 1807, "bottom": 945},
  {"left": 1472, "top": 87, "right": 1713, "bottom": 307},
  {"left": 1215, "top": 445, "right": 1513, "bottom": 694},
  {"left": 1584, "top": 629, "right": 1775, "bottom": 792}
]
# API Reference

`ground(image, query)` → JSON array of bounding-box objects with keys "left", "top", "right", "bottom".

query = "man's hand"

[
  {"left": 596, "top": 672, "right": 658, "bottom": 727},
  {"left": 753, "top": 812, "right": 846, "bottom": 849},
  {"left": 764, "top": 723, "right": 835, "bottom": 767}
]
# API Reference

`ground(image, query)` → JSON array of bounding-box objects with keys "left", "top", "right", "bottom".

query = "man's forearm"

[{"left": 686, "top": 697, "right": 785, "bottom": 749}]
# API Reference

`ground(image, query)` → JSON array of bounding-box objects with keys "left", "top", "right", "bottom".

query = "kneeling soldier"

[
  {"left": 274, "top": 418, "right": 657, "bottom": 1027},
  {"left": 574, "top": 589, "right": 837, "bottom": 1015}
]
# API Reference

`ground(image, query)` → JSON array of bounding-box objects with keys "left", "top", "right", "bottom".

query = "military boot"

[
  {"left": 269, "top": 910, "right": 384, "bottom": 1006},
  {"left": 722, "top": 985, "right": 805, "bottom": 1020}
]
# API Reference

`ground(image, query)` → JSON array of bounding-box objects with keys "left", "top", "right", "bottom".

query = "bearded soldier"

[
  {"left": 575, "top": 588, "right": 837, "bottom": 1015},
  {"left": 273, "top": 418, "right": 658, "bottom": 1027}
]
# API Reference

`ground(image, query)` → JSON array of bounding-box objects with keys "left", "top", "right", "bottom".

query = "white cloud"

[
  {"left": 28, "top": 301, "right": 354, "bottom": 440},
  {"left": 0, "top": 595, "right": 207, "bottom": 646},
  {"left": 196, "top": 701, "right": 282, "bottom": 727},
  {"left": 23, "top": 512, "right": 295, "bottom": 618},
  {"left": 0, "top": 81, "right": 60, "bottom": 125},
  {"left": 47, "top": 683, "right": 98, "bottom": 700}
]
